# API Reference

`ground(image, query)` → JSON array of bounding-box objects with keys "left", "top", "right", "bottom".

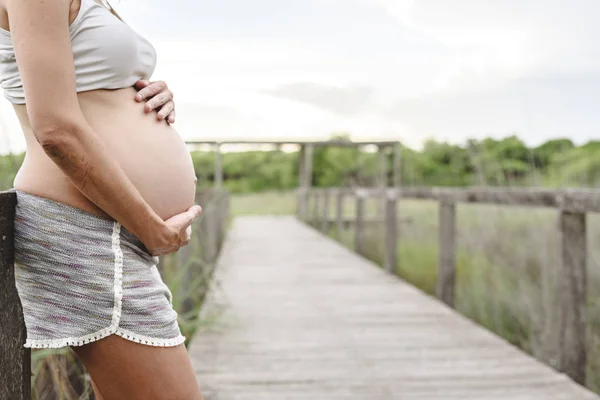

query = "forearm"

[{"left": 39, "top": 120, "right": 165, "bottom": 242}]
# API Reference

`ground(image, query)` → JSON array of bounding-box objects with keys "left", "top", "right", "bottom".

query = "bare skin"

[
  {"left": 0, "top": 0, "right": 204, "bottom": 398},
  {"left": 74, "top": 336, "right": 202, "bottom": 400}
]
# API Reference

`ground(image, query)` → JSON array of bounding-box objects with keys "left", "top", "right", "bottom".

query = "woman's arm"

[{"left": 6, "top": 0, "right": 199, "bottom": 254}]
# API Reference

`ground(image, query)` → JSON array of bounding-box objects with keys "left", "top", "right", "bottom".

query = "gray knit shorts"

[{"left": 13, "top": 191, "right": 186, "bottom": 349}]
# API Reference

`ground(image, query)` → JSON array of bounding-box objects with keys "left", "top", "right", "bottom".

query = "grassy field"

[{"left": 231, "top": 190, "right": 600, "bottom": 393}]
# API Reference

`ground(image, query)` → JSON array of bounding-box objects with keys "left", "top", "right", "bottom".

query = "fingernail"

[{"left": 135, "top": 94, "right": 141, "bottom": 101}]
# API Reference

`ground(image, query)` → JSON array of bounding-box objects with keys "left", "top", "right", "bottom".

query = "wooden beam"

[
  {"left": 311, "top": 190, "right": 319, "bottom": 227},
  {"left": 297, "top": 146, "right": 307, "bottom": 220},
  {"left": 437, "top": 201, "right": 456, "bottom": 307},
  {"left": 214, "top": 144, "right": 223, "bottom": 189},
  {"left": 378, "top": 145, "right": 388, "bottom": 216},
  {"left": 303, "top": 144, "right": 314, "bottom": 189},
  {"left": 393, "top": 142, "right": 401, "bottom": 187},
  {"left": 555, "top": 211, "right": 587, "bottom": 385},
  {"left": 335, "top": 189, "right": 344, "bottom": 240},
  {"left": 384, "top": 191, "right": 398, "bottom": 274},
  {"left": 322, "top": 190, "right": 330, "bottom": 233},
  {"left": 0, "top": 190, "right": 31, "bottom": 400},
  {"left": 355, "top": 191, "right": 366, "bottom": 256},
  {"left": 338, "top": 186, "right": 600, "bottom": 214},
  {"left": 186, "top": 140, "right": 400, "bottom": 148}
]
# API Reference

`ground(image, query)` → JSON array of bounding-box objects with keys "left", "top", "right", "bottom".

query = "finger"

[
  {"left": 168, "top": 110, "right": 176, "bottom": 124},
  {"left": 185, "top": 226, "right": 192, "bottom": 240},
  {"left": 157, "top": 101, "right": 175, "bottom": 120},
  {"left": 136, "top": 80, "right": 167, "bottom": 102},
  {"left": 134, "top": 79, "right": 150, "bottom": 90},
  {"left": 164, "top": 204, "right": 202, "bottom": 228},
  {"left": 182, "top": 205, "right": 203, "bottom": 229},
  {"left": 145, "top": 91, "right": 173, "bottom": 113}
]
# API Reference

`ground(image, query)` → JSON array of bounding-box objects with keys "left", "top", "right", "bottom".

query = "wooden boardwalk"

[{"left": 189, "top": 216, "right": 599, "bottom": 400}]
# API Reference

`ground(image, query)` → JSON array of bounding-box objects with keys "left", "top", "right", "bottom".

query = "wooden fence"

[
  {"left": 0, "top": 189, "right": 229, "bottom": 400},
  {"left": 297, "top": 186, "right": 597, "bottom": 386}
]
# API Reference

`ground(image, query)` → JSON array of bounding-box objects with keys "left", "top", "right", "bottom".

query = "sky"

[{"left": 1, "top": 0, "right": 600, "bottom": 154}]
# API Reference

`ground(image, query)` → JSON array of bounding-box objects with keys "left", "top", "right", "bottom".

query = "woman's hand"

[
  {"left": 134, "top": 80, "right": 176, "bottom": 124},
  {"left": 144, "top": 205, "right": 203, "bottom": 256}
]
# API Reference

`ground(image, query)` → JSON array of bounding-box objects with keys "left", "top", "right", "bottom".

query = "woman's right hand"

[{"left": 144, "top": 205, "right": 203, "bottom": 256}]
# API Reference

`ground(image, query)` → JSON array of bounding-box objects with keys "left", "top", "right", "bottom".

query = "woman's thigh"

[{"left": 73, "top": 334, "right": 203, "bottom": 400}]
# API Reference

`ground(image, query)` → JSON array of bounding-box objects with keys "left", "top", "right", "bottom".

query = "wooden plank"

[
  {"left": 355, "top": 191, "right": 365, "bottom": 256},
  {"left": 393, "top": 142, "right": 401, "bottom": 187},
  {"left": 310, "top": 216, "right": 412, "bottom": 231},
  {"left": 205, "top": 207, "right": 217, "bottom": 264},
  {"left": 297, "top": 146, "right": 307, "bottom": 219},
  {"left": 378, "top": 146, "right": 388, "bottom": 217},
  {"left": 329, "top": 187, "right": 600, "bottom": 214},
  {"left": 186, "top": 140, "right": 400, "bottom": 147},
  {"left": 555, "top": 211, "right": 587, "bottom": 385},
  {"left": 177, "top": 230, "right": 195, "bottom": 315},
  {"left": 335, "top": 189, "right": 344, "bottom": 240},
  {"left": 311, "top": 190, "right": 319, "bottom": 227},
  {"left": 0, "top": 190, "right": 31, "bottom": 400},
  {"left": 437, "top": 201, "right": 456, "bottom": 307},
  {"left": 383, "top": 191, "right": 398, "bottom": 274},
  {"left": 214, "top": 144, "right": 223, "bottom": 189},
  {"left": 321, "top": 190, "right": 330, "bottom": 233},
  {"left": 303, "top": 144, "right": 314, "bottom": 189},
  {"left": 190, "top": 216, "right": 599, "bottom": 400}
]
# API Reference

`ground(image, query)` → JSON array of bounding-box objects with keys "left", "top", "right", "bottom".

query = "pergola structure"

[{"left": 185, "top": 139, "right": 402, "bottom": 190}]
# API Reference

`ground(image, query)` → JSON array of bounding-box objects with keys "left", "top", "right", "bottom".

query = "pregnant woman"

[{"left": 0, "top": 0, "right": 203, "bottom": 398}]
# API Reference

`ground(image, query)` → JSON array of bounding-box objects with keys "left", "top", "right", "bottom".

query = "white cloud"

[{"left": 1, "top": 0, "right": 599, "bottom": 155}]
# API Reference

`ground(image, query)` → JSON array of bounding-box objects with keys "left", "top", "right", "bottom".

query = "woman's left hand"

[{"left": 134, "top": 80, "right": 176, "bottom": 124}]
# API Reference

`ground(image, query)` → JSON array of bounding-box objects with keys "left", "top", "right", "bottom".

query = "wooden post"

[
  {"left": 298, "top": 145, "right": 305, "bottom": 187},
  {"left": 296, "top": 188, "right": 306, "bottom": 221},
  {"left": 0, "top": 191, "right": 31, "bottom": 400},
  {"left": 393, "top": 142, "right": 401, "bottom": 187},
  {"left": 555, "top": 211, "right": 587, "bottom": 385},
  {"left": 219, "top": 191, "right": 229, "bottom": 245},
  {"left": 297, "top": 145, "right": 307, "bottom": 220},
  {"left": 322, "top": 189, "right": 330, "bottom": 233},
  {"left": 335, "top": 189, "right": 344, "bottom": 239},
  {"left": 437, "top": 201, "right": 456, "bottom": 307},
  {"left": 299, "top": 144, "right": 314, "bottom": 224},
  {"left": 195, "top": 190, "right": 209, "bottom": 250},
  {"left": 311, "top": 190, "right": 319, "bottom": 227},
  {"left": 206, "top": 206, "right": 217, "bottom": 264},
  {"left": 384, "top": 190, "right": 398, "bottom": 274},
  {"left": 355, "top": 191, "right": 366, "bottom": 256},
  {"left": 214, "top": 143, "right": 223, "bottom": 189},
  {"left": 177, "top": 232, "right": 195, "bottom": 315},
  {"left": 378, "top": 146, "right": 388, "bottom": 216},
  {"left": 303, "top": 144, "right": 314, "bottom": 189}
]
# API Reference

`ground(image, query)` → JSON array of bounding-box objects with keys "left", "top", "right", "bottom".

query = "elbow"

[{"left": 33, "top": 121, "right": 81, "bottom": 157}]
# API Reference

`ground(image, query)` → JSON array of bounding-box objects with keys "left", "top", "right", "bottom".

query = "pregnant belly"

[{"left": 13, "top": 87, "right": 197, "bottom": 221}]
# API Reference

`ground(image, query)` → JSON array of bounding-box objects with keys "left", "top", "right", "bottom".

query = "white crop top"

[{"left": 0, "top": 0, "right": 157, "bottom": 104}]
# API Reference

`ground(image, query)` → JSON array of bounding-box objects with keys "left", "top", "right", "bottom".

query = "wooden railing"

[
  {"left": 0, "top": 189, "right": 230, "bottom": 400},
  {"left": 297, "top": 186, "right": 597, "bottom": 385}
]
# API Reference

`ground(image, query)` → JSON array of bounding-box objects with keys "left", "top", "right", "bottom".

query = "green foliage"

[{"left": 1, "top": 134, "right": 599, "bottom": 193}]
